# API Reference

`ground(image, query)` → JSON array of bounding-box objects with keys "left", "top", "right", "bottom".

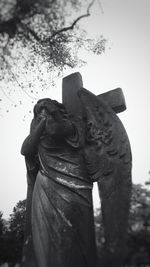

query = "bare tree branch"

[
  {"left": 97, "top": 0, "right": 104, "bottom": 14},
  {"left": 18, "top": 0, "right": 96, "bottom": 44},
  {"left": 0, "top": 0, "right": 96, "bottom": 46},
  {"left": 46, "top": 0, "right": 95, "bottom": 41}
]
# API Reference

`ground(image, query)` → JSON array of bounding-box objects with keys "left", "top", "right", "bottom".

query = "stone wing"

[{"left": 78, "top": 88, "right": 132, "bottom": 265}]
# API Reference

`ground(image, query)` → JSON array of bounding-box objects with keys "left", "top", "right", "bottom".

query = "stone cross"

[
  {"left": 62, "top": 72, "right": 131, "bottom": 267},
  {"left": 62, "top": 72, "right": 126, "bottom": 116}
]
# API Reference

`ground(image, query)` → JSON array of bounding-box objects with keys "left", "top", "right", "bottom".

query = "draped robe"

[{"left": 30, "top": 122, "right": 97, "bottom": 267}]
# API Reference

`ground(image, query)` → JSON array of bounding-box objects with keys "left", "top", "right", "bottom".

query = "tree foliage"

[
  {"left": 95, "top": 182, "right": 150, "bottom": 266},
  {"left": 0, "top": 0, "right": 106, "bottom": 112},
  {"left": 8, "top": 200, "right": 26, "bottom": 264},
  {"left": 125, "top": 183, "right": 150, "bottom": 266},
  {"left": 0, "top": 0, "right": 105, "bottom": 64},
  {"left": 0, "top": 211, "right": 4, "bottom": 236},
  {"left": 0, "top": 200, "right": 26, "bottom": 265}
]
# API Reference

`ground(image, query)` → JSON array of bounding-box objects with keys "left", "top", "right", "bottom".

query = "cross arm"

[
  {"left": 98, "top": 88, "right": 126, "bottom": 113},
  {"left": 62, "top": 72, "right": 126, "bottom": 117}
]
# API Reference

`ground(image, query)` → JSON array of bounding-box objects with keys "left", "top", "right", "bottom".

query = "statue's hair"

[{"left": 33, "top": 98, "right": 69, "bottom": 119}]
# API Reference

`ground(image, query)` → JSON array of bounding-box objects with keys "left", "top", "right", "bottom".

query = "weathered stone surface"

[
  {"left": 21, "top": 98, "right": 97, "bottom": 267},
  {"left": 62, "top": 72, "right": 126, "bottom": 115},
  {"left": 98, "top": 87, "right": 126, "bottom": 113},
  {"left": 21, "top": 72, "right": 131, "bottom": 267},
  {"left": 62, "top": 72, "right": 83, "bottom": 116},
  {"left": 62, "top": 72, "right": 132, "bottom": 267}
]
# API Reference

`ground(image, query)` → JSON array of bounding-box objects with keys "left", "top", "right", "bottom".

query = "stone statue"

[{"left": 21, "top": 73, "right": 132, "bottom": 267}]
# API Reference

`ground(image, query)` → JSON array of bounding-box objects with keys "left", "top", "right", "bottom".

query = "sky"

[{"left": 0, "top": 0, "right": 150, "bottom": 218}]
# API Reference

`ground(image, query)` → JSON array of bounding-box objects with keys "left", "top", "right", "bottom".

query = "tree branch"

[
  {"left": 47, "top": 0, "right": 95, "bottom": 41},
  {"left": 22, "top": 0, "right": 96, "bottom": 46},
  {"left": 20, "top": 22, "right": 42, "bottom": 42},
  {"left": 97, "top": 0, "right": 104, "bottom": 14},
  {"left": 0, "top": 0, "right": 96, "bottom": 45}
]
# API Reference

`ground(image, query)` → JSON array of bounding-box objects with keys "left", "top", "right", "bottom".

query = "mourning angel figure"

[{"left": 21, "top": 88, "right": 132, "bottom": 267}]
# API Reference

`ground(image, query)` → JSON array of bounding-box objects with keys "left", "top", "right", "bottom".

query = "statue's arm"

[{"left": 21, "top": 117, "right": 46, "bottom": 157}]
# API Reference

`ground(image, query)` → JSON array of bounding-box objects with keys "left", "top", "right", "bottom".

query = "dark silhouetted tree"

[
  {"left": 0, "top": 211, "right": 5, "bottom": 264},
  {"left": 0, "top": 200, "right": 26, "bottom": 265},
  {"left": 8, "top": 200, "right": 26, "bottom": 264},
  {"left": 94, "top": 182, "right": 150, "bottom": 266},
  {"left": 125, "top": 183, "right": 150, "bottom": 266},
  {"left": 0, "top": 211, "right": 9, "bottom": 264},
  {"left": 0, "top": 211, "right": 4, "bottom": 236}
]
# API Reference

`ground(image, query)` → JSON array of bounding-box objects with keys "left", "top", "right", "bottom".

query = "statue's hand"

[
  {"left": 30, "top": 117, "right": 46, "bottom": 138},
  {"left": 45, "top": 115, "right": 60, "bottom": 136},
  {"left": 21, "top": 117, "right": 46, "bottom": 156}
]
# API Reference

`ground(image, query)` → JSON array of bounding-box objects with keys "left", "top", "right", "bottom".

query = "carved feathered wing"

[{"left": 78, "top": 88, "right": 132, "bottom": 266}]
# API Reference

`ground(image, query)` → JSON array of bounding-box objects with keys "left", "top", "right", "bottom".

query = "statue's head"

[{"left": 33, "top": 98, "right": 68, "bottom": 121}]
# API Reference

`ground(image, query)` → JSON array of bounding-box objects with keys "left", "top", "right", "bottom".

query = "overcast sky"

[{"left": 0, "top": 0, "right": 150, "bottom": 218}]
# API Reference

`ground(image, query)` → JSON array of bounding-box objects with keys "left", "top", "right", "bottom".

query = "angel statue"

[{"left": 21, "top": 73, "right": 132, "bottom": 267}]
